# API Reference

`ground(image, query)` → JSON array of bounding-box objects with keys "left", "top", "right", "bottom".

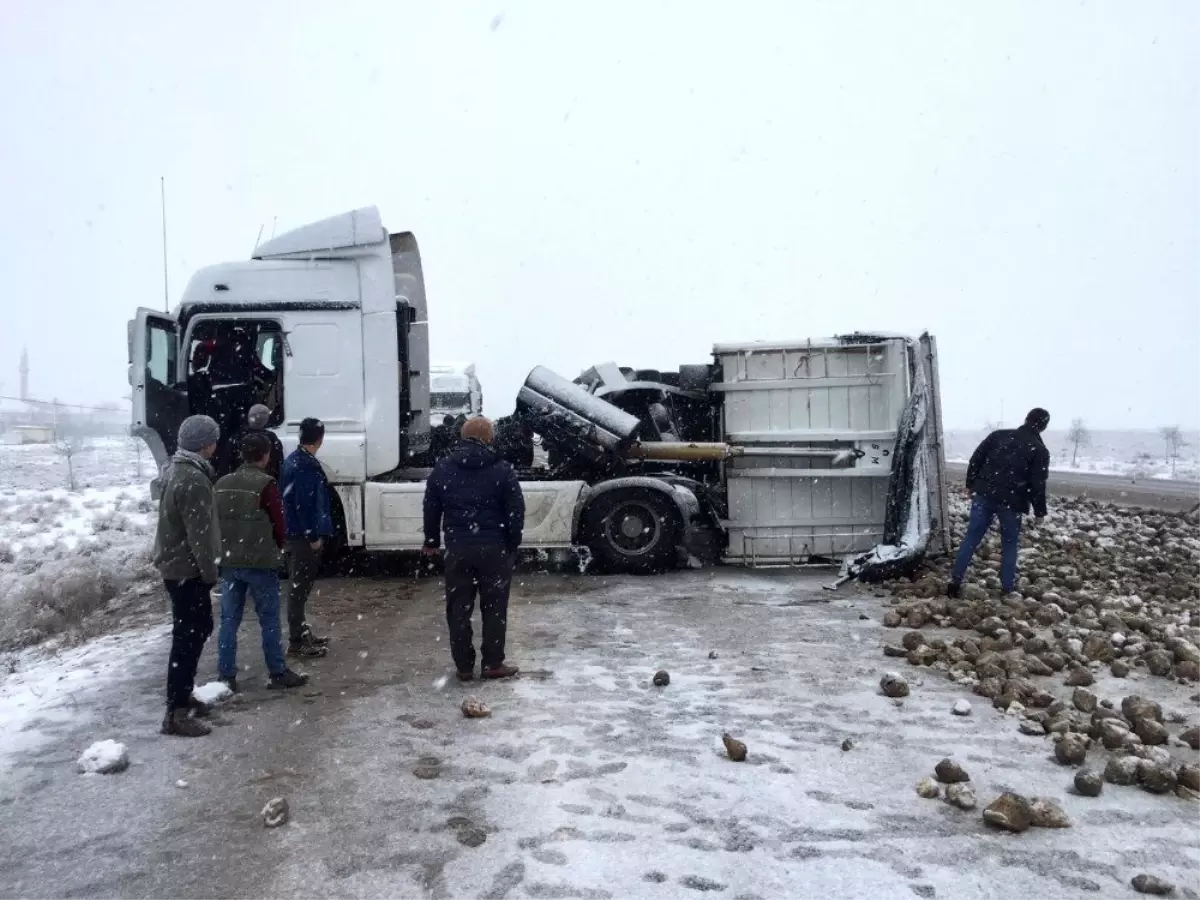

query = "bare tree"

[
  {"left": 127, "top": 435, "right": 144, "bottom": 480},
  {"left": 55, "top": 432, "right": 90, "bottom": 492},
  {"left": 1160, "top": 425, "right": 1187, "bottom": 478},
  {"left": 1067, "top": 418, "right": 1090, "bottom": 468}
]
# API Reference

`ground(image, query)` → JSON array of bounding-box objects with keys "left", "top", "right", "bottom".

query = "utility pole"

[{"left": 160, "top": 176, "right": 170, "bottom": 312}]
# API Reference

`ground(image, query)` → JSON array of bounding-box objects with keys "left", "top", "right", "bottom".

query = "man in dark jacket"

[
  {"left": 224, "top": 403, "right": 285, "bottom": 480},
  {"left": 214, "top": 432, "right": 308, "bottom": 692},
  {"left": 948, "top": 408, "right": 1052, "bottom": 598},
  {"left": 280, "top": 417, "right": 333, "bottom": 657},
  {"left": 422, "top": 416, "right": 525, "bottom": 681},
  {"left": 153, "top": 415, "right": 222, "bottom": 738}
]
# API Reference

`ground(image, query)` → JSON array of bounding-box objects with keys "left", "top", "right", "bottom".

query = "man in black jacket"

[
  {"left": 948, "top": 408, "right": 1052, "bottom": 598},
  {"left": 236, "top": 404, "right": 285, "bottom": 480},
  {"left": 422, "top": 416, "right": 525, "bottom": 681}
]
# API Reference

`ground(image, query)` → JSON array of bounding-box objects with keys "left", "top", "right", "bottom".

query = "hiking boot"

[
  {"left": 288, "top": 639, "right": 328, "bottom": 659},
  {"left": 188, "top": 697, "right": 212, "bottom": 718},
  {"left": 219, "top": 675, "right": 239, "bottom": 694},
  {"left": 161, "top": 709, "right": 211, "bottom": 738},
  {"left": 299, "top": 625, "right": 329, "bottom": 647},
  {"left": 268, "top": 668, "right": 310, "bottom": 689},
  {"left": 482, "top": 664, "right": 520, "bottom": 680},
  {"left": 456, "top": 670, "right": 475, "bottom": 682},
  {"left": 945, "top": 582, "right": 961, "bottom": 599}
]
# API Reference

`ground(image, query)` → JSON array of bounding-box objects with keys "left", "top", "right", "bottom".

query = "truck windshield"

[{"left": 432, "top": 391, "right": 471, "bottom": 411}]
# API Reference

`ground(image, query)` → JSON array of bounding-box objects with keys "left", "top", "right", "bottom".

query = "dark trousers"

[
  {"left": 444, "top": 544, "right": 513, "bottom": 673},
  {"left": 164, "top": 578, "right": 214, "bottom": 711},
  {"left": 951, "top": 495, "right": 1023, "bottom": 593},
  {"left": 285, "top": 539, "right": 321, "bottom": 643}
]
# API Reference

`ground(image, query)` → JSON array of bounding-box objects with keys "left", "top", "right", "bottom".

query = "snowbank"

[
  {"left": 0, "top": 441, "right": 156, "bottom": 650},
  {"left": 77, "top": 739, "right": 129, "bottom": 774},
  {"left": 193, "top": 681, "right": 233, "bottom": 705}
]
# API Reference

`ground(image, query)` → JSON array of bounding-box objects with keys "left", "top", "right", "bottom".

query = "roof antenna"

[
  {"left": 254, "top": 224, "right": 265, "bottom": 252},
  {"left": 270, "top": 215, "right": 278, "bottom": 239},
  {"left": 160, "top": 176, "right": 170, "bottom": 312}
]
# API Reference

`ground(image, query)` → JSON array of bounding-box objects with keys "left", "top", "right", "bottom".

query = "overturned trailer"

[
  {"left": 129, "top": 206, "right": 943, "bottom": 578},
  {"left": 515, "top": 332, "right": 949, "bottom": 580}
]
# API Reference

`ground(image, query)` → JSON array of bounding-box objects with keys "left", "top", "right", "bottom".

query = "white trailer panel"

[{"left": 715, "top": 337, "right": 914, "bottom": 564}]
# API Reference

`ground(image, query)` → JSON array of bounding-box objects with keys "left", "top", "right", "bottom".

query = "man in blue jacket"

[
  {"left": 280, "top": 417, "right": 333, "bottom": 658},
  {"left": 422, "top": 416, "right": 525, "bottom": 681},
  {"left": 948, "top": 408, "right": 1051, "bottom": 599}
]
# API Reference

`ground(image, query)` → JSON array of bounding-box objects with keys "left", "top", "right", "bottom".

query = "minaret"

[{"left": 19, "top": 346, "right": 29, "bottom": 401}]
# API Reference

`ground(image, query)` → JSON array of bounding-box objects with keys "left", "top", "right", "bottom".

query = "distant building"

[{"left": 2, "top": 424, "right": 54, "bottom": 445}]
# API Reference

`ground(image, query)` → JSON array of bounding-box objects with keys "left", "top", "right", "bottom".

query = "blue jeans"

[
  {"left": 951, "top": 496, "right": 1023, "bottom": 593},
  {"left": 219, "top": 568, "right": 286, "bottom": 679}
]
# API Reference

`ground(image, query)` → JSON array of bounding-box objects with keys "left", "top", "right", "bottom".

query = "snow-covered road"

[{"left": 1, "top": 570, "right": 1197, "bottom": 899}]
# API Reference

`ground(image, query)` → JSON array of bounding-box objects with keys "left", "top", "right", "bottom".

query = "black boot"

[
  {"left": 946, "top": 582, "right": 961, "bottom": 599},
  {"left": 288, "top": 637, "right": 328, "bottom": 659},
  {"left": 269, "top": 668, "right": 310, "bottom": 689},
  {"left": 300, "top": 624, "right": 329, "bottom": 647},
  {"left": 219, "top": 675, "right": 239, "bottom": 694},
  {"left": 482, "top": 663, "right": 520, "bottom": 680},
  {"left": 161, "top": 708, "right": 211, "bottom": 738},
  {"left": 189, "top": 697, "right": 212, "bottom": 718}
]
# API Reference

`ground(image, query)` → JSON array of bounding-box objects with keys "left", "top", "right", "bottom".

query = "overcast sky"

[{"left": 1, "top": 1, "right": 1196, "bottom": 429}]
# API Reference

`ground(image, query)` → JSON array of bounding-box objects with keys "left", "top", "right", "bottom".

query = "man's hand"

[
  {"left": 420, "top": 545, "right": 439, "bottom": 558},
  {"left": 310, "top": 538, "right": 324, "bottom": 551}
]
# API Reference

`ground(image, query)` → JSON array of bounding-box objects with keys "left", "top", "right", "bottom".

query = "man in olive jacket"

[
  {"left": 153, "top": 415, "right": 222, "bottom": 738},
  {"left": 214, "top": 432, "right": 308, "bottom": 693}
]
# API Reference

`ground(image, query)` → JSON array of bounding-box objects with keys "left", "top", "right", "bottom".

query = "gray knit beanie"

[
  {"left": 247, "top": 404, "right": 271, "bottom": 429},
  {"left": 177, "top": 415, "right": 220, "bottom": 453}
]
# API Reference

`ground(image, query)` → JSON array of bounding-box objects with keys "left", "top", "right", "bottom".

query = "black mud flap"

[{"left": 838, "top": 339, "right": 939, "bottom": 585}]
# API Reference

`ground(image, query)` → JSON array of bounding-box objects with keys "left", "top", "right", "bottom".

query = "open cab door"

[{"left": 128, "top": 308, "right": 189, "bottom": 475}]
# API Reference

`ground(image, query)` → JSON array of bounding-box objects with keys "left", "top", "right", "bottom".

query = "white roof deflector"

[{"left": 253, "top": 207, "right": 385, "bottom": 260}]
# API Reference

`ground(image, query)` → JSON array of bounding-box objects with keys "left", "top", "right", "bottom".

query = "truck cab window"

[
  {"left": 432, "top": 391, "right": 471, "bottom": 412},
  {"left": 257, "top": 334, "right": 279, "bottom": 372},
  {"left": 146, "top": 322, "right": 176, "bottom": 387},
  {"left": 186, "top": 320, "right": 284, "bottom": 465}
]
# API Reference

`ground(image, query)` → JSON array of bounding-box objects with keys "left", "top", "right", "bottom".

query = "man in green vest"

[
  {"left": 215, "top": 432, "right": 309, "bottom": 692},
  {"left": 155, "top": 414, "right": 222, "bottom": 738}
]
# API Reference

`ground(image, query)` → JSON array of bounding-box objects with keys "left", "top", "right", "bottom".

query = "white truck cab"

[
  {"left": 129, "top": 207, "right": 585, "bottom": 555},
  {"left": 429, "top": 362, "right": 482, "bottom": 423}
]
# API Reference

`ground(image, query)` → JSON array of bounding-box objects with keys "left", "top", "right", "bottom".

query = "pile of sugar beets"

[{"left": 872, "top": 494, "right": 1200, "bottom": 801}]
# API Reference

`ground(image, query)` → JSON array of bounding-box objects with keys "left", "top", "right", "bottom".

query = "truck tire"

[
  {"left": 582, "top": 488, "right": 681, "bottom": 574},
  {"left": 319, "top": 490, "right": 349, "bottom": 574}
]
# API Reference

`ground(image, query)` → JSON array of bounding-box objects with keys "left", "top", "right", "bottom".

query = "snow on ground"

[
  {"left": 946, "top": 428, "right": 1200, "bottom": 482},
  {"left": 0, "top": 624, "right": 166, "bottom": 767},
  {"left": 192, "top": 681, "right": 233, "bottom": 706},
  {"left": 0, "top": 439, "right": 157, "bottom": 650},
  {"left": 0, "top": 567, "right": 1196, "bottom": 896},
  {"left": 258, "top": 572, "right": 1198, "bottom": 899}
]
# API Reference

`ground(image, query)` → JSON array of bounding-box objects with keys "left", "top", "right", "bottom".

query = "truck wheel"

[
  {"left": 319, "top": 490, "right": 350, "bottom": 575},
  {"left": 582, "top": 488, "right": 681, "bottom": 574}
]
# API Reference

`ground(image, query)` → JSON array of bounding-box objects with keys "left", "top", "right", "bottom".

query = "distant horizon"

[
  {"left": 3, "top": 372, "right": 1197, "bottom": 435},
  {"left": 3, "top": 344, "right": 1199, "bottom": 432}
]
